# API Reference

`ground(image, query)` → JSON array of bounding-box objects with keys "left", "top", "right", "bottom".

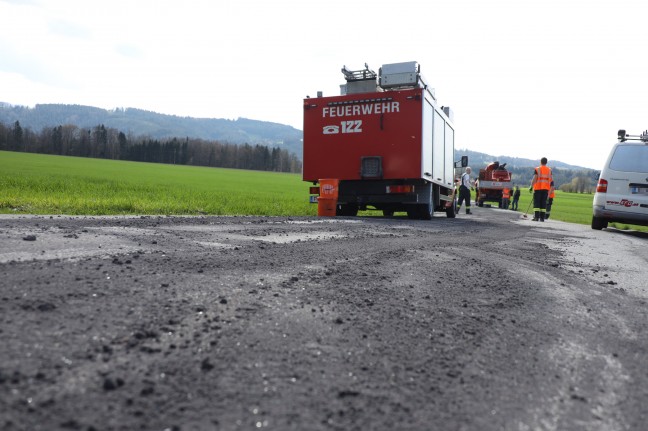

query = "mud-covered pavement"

[{"left": 1, "top": 208, "right": 647, "bottom": 431}]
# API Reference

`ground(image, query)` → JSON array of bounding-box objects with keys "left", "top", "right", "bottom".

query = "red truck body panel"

[{"left": 303, "top": 88, "right": 424, "bottom": 182}]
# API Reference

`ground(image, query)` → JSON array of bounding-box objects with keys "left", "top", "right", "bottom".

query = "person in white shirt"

[{"left": 457, "top": 167, "right": 473, "bottom": 215}]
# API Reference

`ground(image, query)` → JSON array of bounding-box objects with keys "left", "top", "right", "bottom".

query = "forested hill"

[{"left": 0, "top": 103, "right": 303, "bottom": 157}]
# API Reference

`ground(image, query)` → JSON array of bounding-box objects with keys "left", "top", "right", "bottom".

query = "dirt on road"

[{"left": 1, "top": 208, "right": 647, "bottom": 431}]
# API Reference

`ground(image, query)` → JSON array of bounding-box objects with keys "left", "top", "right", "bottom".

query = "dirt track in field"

[{"left": 1, "top": 208, "right": 647, "bottom": 431}]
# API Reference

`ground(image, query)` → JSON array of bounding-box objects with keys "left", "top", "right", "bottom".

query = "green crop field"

[
  {"left": 1, "top": 150, "right": 646, "bottom": 231},
  {"left": 514, "top": 190, "right": 592, "bottom": 224},
  {"left": 0, "top": 151, "right": 315, "bottom": 216}
]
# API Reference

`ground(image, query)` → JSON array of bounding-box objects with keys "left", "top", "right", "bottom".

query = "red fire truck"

[
  {"left": 303, "top": 62, "right": 465, "bottom": 219},
  {"left": 475, "top": 161, "right": 512, "bottom": 207}
]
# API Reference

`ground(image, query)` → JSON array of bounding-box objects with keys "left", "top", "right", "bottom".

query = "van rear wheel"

[{"left": 591, "top": 216, "right": 608, "bottom": 230}]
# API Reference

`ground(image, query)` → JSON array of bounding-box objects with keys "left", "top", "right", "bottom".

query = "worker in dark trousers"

[
  {"left": 511, "top": 186, "right": 521, "bottom": 210},
  {"left": 545, "top": 181, "right": 555, "bottom": 219},
  {"left": 529, "top": 157, "right": 553, "bottom": 222},
  {"left": 457, "top": 167, "right": 473, "bottom": 215}
]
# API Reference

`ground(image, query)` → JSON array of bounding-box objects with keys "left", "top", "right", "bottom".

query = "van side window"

[{"left": 609, "top": 145, "right": 648, "bottom": 173}]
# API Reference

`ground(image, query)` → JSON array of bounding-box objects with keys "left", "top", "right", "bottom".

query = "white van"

[{"left": 592, "top": 130, "right": 648, "bottom": 230}]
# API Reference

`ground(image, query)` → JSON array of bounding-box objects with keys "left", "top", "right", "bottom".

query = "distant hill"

[
  {"left": 0, "top": 103, "right": 303, "bottom": 158},
  {"left": 454, "top": 148, "right": 587, "bottom": 170}
]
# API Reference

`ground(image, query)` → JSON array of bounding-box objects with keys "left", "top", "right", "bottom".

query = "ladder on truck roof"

[{"left": 341, "top": 64, "right": 377, "bottom": 82}]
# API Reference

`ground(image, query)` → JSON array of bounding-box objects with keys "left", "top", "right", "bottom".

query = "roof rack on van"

[{"left": 617, "top": 129, "right": 648, "bottom": 143}]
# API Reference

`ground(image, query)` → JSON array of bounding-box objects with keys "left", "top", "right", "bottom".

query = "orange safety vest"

[
  {"left": 502, "top": 188, "right": 510, "bottom": 199},
  {"left": 533, "top": 165, "right": 552, "bottom": 191},
  {"left": 549, "top": 186, "right": 555, "bottom": 199}
]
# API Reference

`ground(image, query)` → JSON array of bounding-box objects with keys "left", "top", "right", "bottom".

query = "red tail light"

[
  {"left": 386, "top": 185, "right": 415, "bottom": 194},
  {"left": 596, "top": 179, "right": 608, "bottom": 193}
]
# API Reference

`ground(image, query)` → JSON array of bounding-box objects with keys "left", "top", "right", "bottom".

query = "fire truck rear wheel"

[
  {"left": 446, "top": 202, "right": 456, "bottom": 218},
  {"left": 336, "top": 204, "right": 358, "bottom": 217},
  {"left": 418, "top": 204, "right": 433, "bottom": 220}
]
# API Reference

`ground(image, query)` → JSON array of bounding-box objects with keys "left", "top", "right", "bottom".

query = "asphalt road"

[{"left": 1, "top": 208, "right": 647, "bottom": 431}]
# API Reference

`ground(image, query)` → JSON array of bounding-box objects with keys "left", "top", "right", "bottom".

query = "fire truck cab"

[{"left": 303, "top": 62, "right": 463, "bottom": 219}]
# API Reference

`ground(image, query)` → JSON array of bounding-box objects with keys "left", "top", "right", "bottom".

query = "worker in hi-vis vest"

[
  {"left": 502, "top": 187, "right": 510, "bottom": 209},
  {"left": 529, "top": 157, "right": 553, "bottom": 222},
  {"left": 545, "top": 180, "right": 555, "bottom": 220}
]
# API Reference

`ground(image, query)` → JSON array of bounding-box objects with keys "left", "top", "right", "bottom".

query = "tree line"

[
  {"left": 504, "top": 166, "right": 598, "bottom": 193},
  {"left": 0, "top": 121, "right": 302, "bottom": 173}
]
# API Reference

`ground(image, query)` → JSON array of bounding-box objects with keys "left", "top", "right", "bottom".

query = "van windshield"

[{"left": 609, "top": 145, "right": 648, "bottom": 172}]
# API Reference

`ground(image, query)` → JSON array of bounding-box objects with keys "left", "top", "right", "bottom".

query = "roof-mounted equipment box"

[{"left": 379, "top": 61, "right": 420, "bottom": 89}]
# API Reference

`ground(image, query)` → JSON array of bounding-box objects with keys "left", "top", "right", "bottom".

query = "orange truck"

[{"left": 475, "top": 162, "right": 512, "bottom": 208}]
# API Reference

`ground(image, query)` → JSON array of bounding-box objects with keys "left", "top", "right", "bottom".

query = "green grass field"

[
  {"left": 1, "top": 150, "right": 646, "bottom": 231},
  {"left": 0, "top": 151, "right": 315, "bottom": 216},
  {"left": 514, "top": 190, "right": 590, "bottom": 223}
]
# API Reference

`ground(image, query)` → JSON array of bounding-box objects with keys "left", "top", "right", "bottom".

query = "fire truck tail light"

[
  {"left": 386, "top": 185, "right": 415, "bottom": 194},
  {"left": 309, "top": 186, "right": 320, "bottom": 195},
  {"left": 596, "top": 179, "right": 608, "bottom": 193}
]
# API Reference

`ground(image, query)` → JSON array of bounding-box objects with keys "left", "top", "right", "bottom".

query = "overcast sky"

[{"left": 1, "top": 0, "right": 646, "bottom": 169}]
